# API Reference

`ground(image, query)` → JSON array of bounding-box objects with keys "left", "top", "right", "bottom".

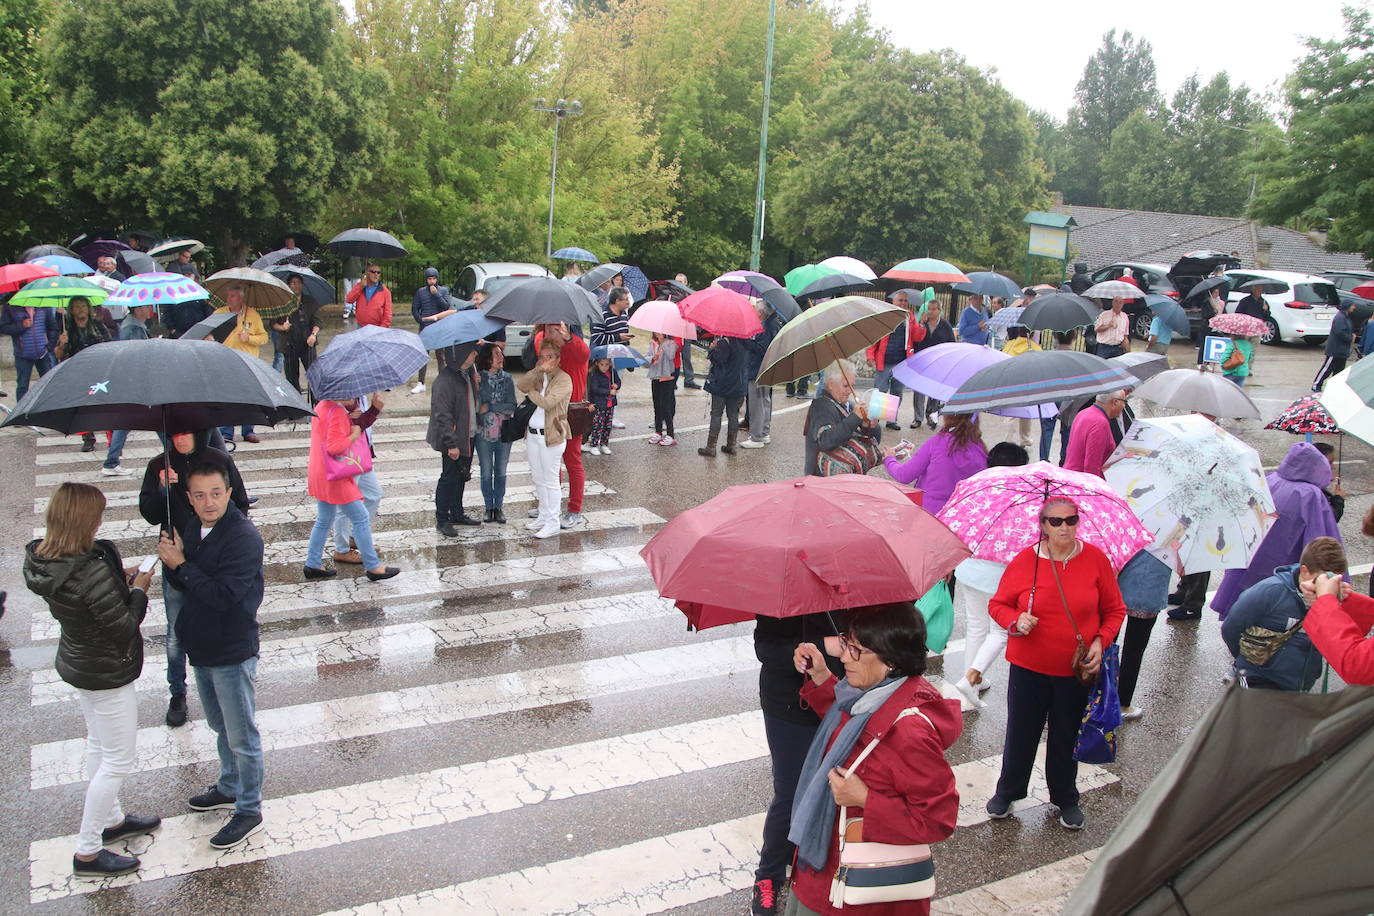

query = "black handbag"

[{"left": 500, "top": 397, "right": 537, "bottom": 443}]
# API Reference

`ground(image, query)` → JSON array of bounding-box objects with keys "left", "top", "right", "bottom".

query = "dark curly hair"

[{"left": 844, "top": 602, "right": 928, "bottom": 677}]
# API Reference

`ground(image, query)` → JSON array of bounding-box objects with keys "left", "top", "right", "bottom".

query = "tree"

[
  {"left": 0, "top": 0, "right": 56, "bottom": 257},
  {"left": 40, "top": 0, "right": 389, "bottom": 265},
  {"left": 1100, "top": 109, "right": 1171, "bottom": 211},
  {"left": 1251, "top": 7, "right": 1374, "bottom": 261},
  {"left": 1158, "top": 72, "right": 1265, "bottom": 216},
  {"left": 1028, "top": 109, "right": 1070, "bottom": 191}
]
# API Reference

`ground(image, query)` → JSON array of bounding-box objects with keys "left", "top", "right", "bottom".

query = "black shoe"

[
  {"left": 751, "top": 877, "right": 780, "bottom": 916},
  {"left": 1058, "top": 804, "right": 1085, "bottom": 830},
  {"left": 73, "top": 849, "right": 140, "bottom": 878},
  {"left": 1168, "top": 607, "right": 1202, "bottom": 621},
  {"left": 926, "top": 416, "right": 937, "bottom": 430},
  {"left": 683, "top": 382, "right": 701, "bottom": 389},
  {"left": 482, "top": 508, "right": 495, "bottom": 523},
  {"left": 885, "top": 422, "right": 901, "bottom": 431},
  {"left": 721, "top": 444, "right": 737, "bottom": 455},
  {"left": 1167, "top": 591, "right": 1181, "bottom": 605},
  {"left": 165, "top": 694, "right": 188, "bottom": 728},
  {"left": 366, "top": 566, "right": 401, "bottom": 581},
  {"left": 985, "top": 795, "right": 1012, "bottom": 819},
  {"left": 493, "top": 510, "right": 507, "bottom": 524},
  {"left": 436, "top": 521, "right": 459, "bottom": 538},
  {"left": 209, "top": 812, "right": 264, "bottom": 850},
  {"left": 81, "top": 437, "right": 96, "bottom": 452},
  {"left": 188, "top": 786, "right": 237, "bottom": 811},
  {"left": 102, "top": 814, "right": 162, "bottom": 844},
  {"left": 697, "top": 446, "right": 716, "bottom": 457},
  {"left": 303, "top": 565, "right": 336, "bottom": 580},
  {"left": 454, "top": 513, "right": 481, "bottom": 526},
  {"left": 246, "top": 496, "right": 259, "bottom": 505},
  {"left": 909, "top": 421, "right": 921, "bottom": 428}
]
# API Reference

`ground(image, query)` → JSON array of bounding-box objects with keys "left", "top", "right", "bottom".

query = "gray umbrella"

[
  {"left": 326, "top": 228, "right": 407, "bottom": 259},
  {"left": 577, "top": 262, "right": 630, "bottom": 291},
  {"left": 1018, "top": 293, "right": 1099, "bottom": 331},
  {"left": 22, "top": 244, "right": 81, "bottom": 262},
  {"left": 797, "top": 272, "right": 874, "bottom": 302},
  {"left": 116, "top": 250, "right": 158, "bottom": 277},
  {"left": 180, "top": 311, "right": 239, "bottom": 344},
  {"left": 760, "top": 287, "right": 801, "bottom": 322},
  {"left": 942, "top": 350, "right": 1137, "bottom": 414},
  {"left": 1108, "top": 351, "right": 1169, "bottom": 384},
  {"left": 485, "top": 276, "right": 602, "bottom": 327},
  {"left": 1130, "top": 367, "right": 1261, "bottom": 419},
  {"left": 952, "top": 271, "right": 1022, "bottom": 301},
  {"left": 266, "top": 264, "right": 335, "bottom": 306}
]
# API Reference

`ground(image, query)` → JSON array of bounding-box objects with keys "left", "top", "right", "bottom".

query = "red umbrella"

[
  {"left": 640, "top": 475, "right": 971, "bottom": 630},
  {"left": 0, "top": 262, "right": 59, "bottom": 294},
  {"left": 1352, "top": 282, "right": 1374, "bottom": 300},
  {"left": 678, "top": 286, "right": 764, "bottom": 338}
]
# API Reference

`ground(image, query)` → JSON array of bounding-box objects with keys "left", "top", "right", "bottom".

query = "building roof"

[{"left": 1053, "top": 204, "right": 1369, "bottom": 274}]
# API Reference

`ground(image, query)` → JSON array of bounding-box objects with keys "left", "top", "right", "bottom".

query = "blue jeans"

[
  {"left": 474, "top": 437, "right": 512, "bottom": 510},
  {"left": 310, "top": 498, "right": 380, "bottom": 569},
  {"left": 102, "top": 429, "right": 130, "bottom": 469},
  {"left": 1040, "top": 416, "right": 1057, "bottom": 462},
  {"left": 14, "top": 351, "right": 55, "bottom": 400},
  {"left": 334, "top": 470, "right": 382, "bottom": 552},
  {"left": 194, "top": 657, "right": 263, "bottom": 816},
  {"left": 219, "top": 425, "right": 254, "bottom": 440},
  {"left": 163, "top": 577, "right": 187, "bottom": 697}
]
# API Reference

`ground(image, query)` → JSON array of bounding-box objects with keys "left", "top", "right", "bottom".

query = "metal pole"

[
  {"left": 749, "top": 0, "right": 777, "bottom": 272},
  {"left": 546, "top": 116, "right": 560, "bottom": 260}
]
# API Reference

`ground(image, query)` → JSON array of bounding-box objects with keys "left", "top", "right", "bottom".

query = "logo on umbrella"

[{"left": 88, "top": 380, "right": 110, "bottom": 395}]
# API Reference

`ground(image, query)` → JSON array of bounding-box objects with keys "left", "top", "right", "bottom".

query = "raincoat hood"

[
  {"left": 906, "top": 675, "right": 964, "bottom": 751},
  {"left": 1276, "top": 442, "right": 1331, "bottom": 490},
  {"left": 23, "top": 540, "right": 86, "bottom": 600}
]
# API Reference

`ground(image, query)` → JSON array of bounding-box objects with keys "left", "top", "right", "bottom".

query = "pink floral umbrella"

[
  {"left": 936, "top": 461, "right": 1152, "bottom": 570},
  {"left": 1209, "top": 312, "right": 1267, "bottom": 337}
]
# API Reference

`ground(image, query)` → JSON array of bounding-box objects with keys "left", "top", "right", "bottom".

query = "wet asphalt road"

[{"left": 0, "top": 326, "right": 1369, "bottom": 915}]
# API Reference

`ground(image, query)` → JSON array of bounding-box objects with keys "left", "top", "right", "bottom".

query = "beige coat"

[{"left": 517, "top": 367, "right": 572, "bottom": 447}]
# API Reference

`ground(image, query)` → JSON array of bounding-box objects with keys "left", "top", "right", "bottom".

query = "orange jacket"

[{"left": 346, "top": 282, "right": 393, "bottom": 327}]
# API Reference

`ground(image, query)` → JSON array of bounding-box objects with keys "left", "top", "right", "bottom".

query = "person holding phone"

[{"left": 519, "top": 340, "right": 572, "bottom": 538}]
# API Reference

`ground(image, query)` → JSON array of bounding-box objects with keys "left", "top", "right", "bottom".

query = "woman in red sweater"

[{"left": 984, "top": 497, "right": 1124, "bottom": 831}]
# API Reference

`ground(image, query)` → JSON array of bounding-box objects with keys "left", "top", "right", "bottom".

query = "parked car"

[
  {"left": 1321, "top": 270, "right": 1374, "bottom": 338},
  {"left": 455, "top": 262, "right": 554, "bottom": 369},
  {"left": 1224, "top": 269, "right": 1341, "bottom": 345},
  {"left": 1088, "top": 262, "right": 1178, "bottom": 339}
]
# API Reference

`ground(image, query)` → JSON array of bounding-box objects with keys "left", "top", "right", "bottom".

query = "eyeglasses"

[
  {"left": 836, "top": 635, "right": 871, "bottom": 658},
  {"left": 1040, "top": 515, "right": 1080, "bottom": 528},
  {"left": 366, "top": 269, "right": 381, "bottom": 275}
]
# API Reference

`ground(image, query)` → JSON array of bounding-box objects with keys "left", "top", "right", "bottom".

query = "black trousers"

[
  {"left": 436, "top": 449, "right": 472, "bottom": 522},
  {"left": 284, "top": 345, "right": 316, "bottom": 394},
  {"left": 707, "top": 395, "right": 744, "bottom": 447},
  {"left": 996, "top": 663, "right": 1090, "bottom": 809},
  {"left": 1312, "top": 354, "right": 1346, "bottom": 392},
  {"left": 1117, "top": 615, "right": 1157, "bottom": 708},
  {"left": 418, "top": 347, "right": 447, "bottom": 386},
  {"left": 1176, "top": 571, "right": 1210, "bottom": 612},
  {"left": 756, "top": 711, "right": 820, "bottom": 882},
  {"left": 651, "top": 379, "right": 676, "bottom": 436}
]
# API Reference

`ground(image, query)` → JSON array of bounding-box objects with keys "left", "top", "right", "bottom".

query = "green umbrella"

[
  {"left": 9, "top": 275, "right": 109, "bottom": 308},
  {"left": 756, "top": 295, "right": 906, "bottom": 386},
  {"left": 783, "top": 263, "right": 840, "bottom": 296}
]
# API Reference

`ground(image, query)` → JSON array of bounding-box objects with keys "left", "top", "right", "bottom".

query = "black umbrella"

[
  {"left": 22, "top": 244, "right": 81, "bottom": 262},
  {"left": 266, "top": 264, "right": 334, "bottom": 306},
  {"left": 760, "top": 286, "right": 801, "bottom": 322},
  {"left": 577, "top": 262, "right": 630, "bottom": 291},
  {"left": 1018, "top": 293, "right": 1098, "bottom": 331},
  {"left": 485, "top": 277, "right": 602, "bottom": 327},
  {"left": 943, "top": 350, "right": 1137, "bottom": 414},
  {"left": 180, "top": 312, "right": 239, "bottom": 344},
  {"left": 797, "top": 272, "right": 874, "bottom": 302},
  {"left": 1183, "top": 275, "right": 1230, "bottom": 302},
  {"left": 277, "top": 231, "right": 319, "bottom": 253},
  {"left": 121, "top": 228, "right": 160, "bottom": 250},
  {"left": 1238, "top": 278, "right": 1290, "bottom": 295},
  {"left": 326, "top": 228, "right": 407, "bottom": 259},
  {"left": 952, "top": 271, "right": 1022, "bottom": 301},
  {"left": 117, "top": 250, "right": 158, "bottom": 277}
]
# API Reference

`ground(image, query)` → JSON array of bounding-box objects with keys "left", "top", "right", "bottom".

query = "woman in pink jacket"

[
  {"left": 303, "top": 398, "right": 399, "bottom": 581},
  {"left": 882, "top": 413, "right": 987, "bottom": 515}
]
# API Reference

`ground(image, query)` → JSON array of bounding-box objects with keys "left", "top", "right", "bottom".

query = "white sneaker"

[
  {"left": 588, "top": 445, "right": 601, "bottom": 455},
  {"left": 560, "top": 512, "right": 587, "bottom": 529},
  {"left": 600, "top": 445, "right": 612, "bottom": 455},
  {"left": 1122, "top": 706, "right": 1145, "bottom": 721},
  {"left": 954, "top": 677, "right": 988, "bottom": 710},
  {"left": 762, "top": 436, "right": 771, "bottom": 443},
  {"left": 581, "top": 443, "right": 592, "bottom": 453},
  {"left": 525, "top": 519, "right": 543, "bottom": 531},
  {"left": 411, "top": 382, "right": 425, "bottom": 394},
  {"left": 533, "top": 523, "right": 561, "bottom": 539},
  {"left": 610, "top": 419, "right": 625, "bottom": 429},
  {"left": 976, "top": 678, "right": 993, "bottom": 694},
  {"left": 99, "top": 465, "right": 133, "bottom": 477},
  {"left": 739, "top": 440, "right": 765, "bottom": 449},
  {"left": 659, "top": 435, "right": 676, "bottom": 446},
  {"left": 648, "top": 433, "right": 663, "bottom": 444}
]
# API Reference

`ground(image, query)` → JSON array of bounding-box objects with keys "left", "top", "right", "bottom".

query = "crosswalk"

[{"left": 11, "top": 419, "right": 1113, "bottom": 913}]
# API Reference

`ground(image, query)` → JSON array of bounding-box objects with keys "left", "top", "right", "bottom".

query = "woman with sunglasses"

[{"left": 983, "top": 497, "right": 1125, "bottom": 831}]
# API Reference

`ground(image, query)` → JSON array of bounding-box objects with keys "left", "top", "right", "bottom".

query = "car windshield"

[
  {"left": 484, "top": 275, "right": 535, "bottom": 294},
  {"left": 1295, "top": 283, "right": 1340, "bottom": 307}
]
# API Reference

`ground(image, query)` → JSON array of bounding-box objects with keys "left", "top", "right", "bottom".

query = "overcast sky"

[{"left": 843, "top": 0, "right": 1359, "bottom": 120}]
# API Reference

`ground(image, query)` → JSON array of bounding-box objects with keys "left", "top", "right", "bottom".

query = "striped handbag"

[{"left": 828, "top": 707, "right": 938, "bottom": 908}]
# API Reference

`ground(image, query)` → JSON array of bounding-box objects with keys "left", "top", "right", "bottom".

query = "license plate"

[{"left": 1316, "top": 313, "right": 1333, "bottom": 321}]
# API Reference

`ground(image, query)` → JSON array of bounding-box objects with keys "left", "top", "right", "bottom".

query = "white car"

[{"left": 1224, "top": 269, "right": 1341, "bottom": 345}]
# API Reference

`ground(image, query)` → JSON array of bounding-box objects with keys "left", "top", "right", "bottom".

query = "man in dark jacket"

[
  {"left": 1069, "top": 263, "right": 1092, "bottom": 294},
  {"left": 411, "top": 267, "right": 456, "bottom": 393},
  {"left": 139, "top": 430, "right": 250, "bottom": 727},
  {"left": 0, "top": 302, "right": 62, "bottom": 400},
  {"left": 161, "top": 298, "right": 214, "bottom": 339},
  {"left": 740, "top": 306, "right": 782, "bottom": 448},
  {"left": 699, "top": 335, "right": 749, "bottom": 457},
  {"left": 1312, "top": 300, "right": 1356, "bottom": 392},
  {"left": 428, "top": 344, "right": 481, "bottom": 535},
  {"left": 157, "top": 463, "right": 266, "bottom": 851}
]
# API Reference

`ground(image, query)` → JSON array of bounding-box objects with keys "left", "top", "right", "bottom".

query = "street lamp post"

[
  {"left": 748, "top": 0, "right": 777, "bottom": 271},
  {"left": 534, "top": 97, "right": 582, "bottom": 260}
]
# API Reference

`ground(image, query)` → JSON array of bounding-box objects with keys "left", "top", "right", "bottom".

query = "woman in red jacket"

[{"left": 984, "top": 497, "right": 1125, "bottom": 831}]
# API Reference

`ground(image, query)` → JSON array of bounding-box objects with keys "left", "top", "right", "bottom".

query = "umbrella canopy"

[
  {"left": 796, "top": 272, "right": 874, "bottom": 302},
  {"left": 1353, "top": 282, "right": 1374, "bottom": 300},
  {"left": 9, "top": 276, "right": 109, "bottom": 309},
  {"left": 105, "top": 273, "right": 210, "bottom": 310},
  {"left": 552, "top": 246, "right": 599, "bottom": 263},
  {"left": 308, "top": 326, "right": 429, "bottom": 401},
  {"left": 74, "top": 239, "right": 129, "bottom": 269},
  {"left": 1131, "top": 367, "right": 1261, "bottom": 419},
  {"left": 1265, "top": 395, "right": 1339, "bottom": 436},
  {"left": 952, "top": 271, "right": 1022, "bottom": 301},
  {"left": 942, "top": 350, "right": 1137, "bottom": 414},
  {"left": 116, "top": 250, "right": 158, "bottom": 277},
  {"left": 1062, "top": 686, "right": 1374, "bottom": 916},
  {"left": 275, "top": 231, "right": 319, "bottom": 253},
  {"left": 784, "top": 264, "right": 840, "bottom": 296},
  {"left": 591, "top": 343, "right": 648, "bottom": 369},
  {"left": 1183, "top": 275, "right": 1230, "bottom": 302},
  {"left": 418, "top": 310, "right": 508, "bottom": 351},
  {"left": 892, "top": 342, "right": 1058, "bottom": 420},
  {"left": 0, "top": 338, "right": 311, "bottom": 433},
  {"left": 1143, "top": 294, "right": 1190, "bottom": 336},
  {"left": 484, "top": 276, "right": 602, "bottom": 327},
  {"left": 1318, "top": 361, "right": 1374, "bottom": 447},
  {"left": 712, "top": 269, "right": 777, "bottom": 298},
  {"left": 266, "top": 264, "right": 334, "bottom": 306},
  {"left": 937, "top": 462, "right": 1152, "bottom": 570},
  {"left": 148, "top": 238, "right": 204, "bottom": 261},
  {"left": 22, "top": 244, "right": 81, "bottom": 262},
  {"left": 1107, "top": 351, "right": 1169, "bottom": 384},
  {"left": 251, "top": 248, "right": 310, "bottom": 270},
  {"left": 987, "top": 306, "right": 1026, "bottom": 333},
  {"left": 577, "top": 262, "right": 630, "bottom": 291},
  {"left": 640, "top": 475, "right": 971, "bottom": 629},
  {"left": 1083, "top": 280, "right": 1143, "bottom": 300},
  {"left": 759, "top": 287, "right": 802, "bottom": 322},
  {"left": 881, "top": 257, "right": 969, "bottom": 285},
  {"left": 204, "top": 267, "right": 296, "bottom": 319},
  {"left": 817, "top": 256, "right": 877, "bottom": 281},
  {"left": 327, "top": 228, "right": 407, "bottom": 260},
  {"left": 1237, "top": 278, "right": 1289, "bottom": 295},
  {"left": 679, "top": 286, "right": 764, "bottom": 338},
  {"left": 756, "top": 296, "right": 903, "bottom": 386},
  {"left": 121, "top": 229, "right": 160, "bottom": 250},
  {"left": 1103, "top": 415, "right": 1275, "bottom": 575},
  {"left": 627, "top": 299, "right": 697, "bottom": 340},
  {"left": 30, "top": 255, "right": 93, "bottom": 276},
  {"left": 621, "top": 265, "right": 651, "bottom": 303},
  {"left": 1209, "top": 312, "right": 1267, "bottom": 337},
  {"left": 181, "top": 311, "right": 240, "bottom": 344},
  {"left": 1018, "top": 293, "right": 1098, "bottom": 331},
  {"left": 0, "top": 262, "right": 58, "bottom": 293}
]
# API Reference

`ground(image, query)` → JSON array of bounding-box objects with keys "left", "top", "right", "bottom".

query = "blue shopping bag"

[{"left": 1073, "top": 643, "right": 1122, "bottom": 764}]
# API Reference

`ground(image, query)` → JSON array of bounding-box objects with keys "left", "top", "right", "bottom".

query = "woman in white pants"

[
  {"left": 24, "top": 483, "right": 160, "bottom": 877},
  {"left": 518, "top": 341, "right": 572, "bottom": 539}
]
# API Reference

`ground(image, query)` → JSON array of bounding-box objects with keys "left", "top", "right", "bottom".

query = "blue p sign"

[{"left": 1202, "top": 335, "right": 1229, "bottom": 363}]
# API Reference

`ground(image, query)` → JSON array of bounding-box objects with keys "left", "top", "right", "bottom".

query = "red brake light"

[
  {"left": 1164, "top": 290, "right": 1180, "bottom": 300},
  {"left": 1286, "top": 300, "right": 1313, "bottom": 310}
]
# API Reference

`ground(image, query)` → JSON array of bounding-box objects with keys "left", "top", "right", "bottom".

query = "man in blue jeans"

[
  {"left": 0, "top": 302, "right": 61, "bottom": 400},
  {"left": 159, "top": 463, "right": 266, "bottom": 850}
]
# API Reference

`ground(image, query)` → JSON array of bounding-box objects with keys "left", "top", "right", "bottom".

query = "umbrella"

[
  {"left": 1082, "top": 280, "right": 1143, "bottom": 300},
  {"left": 881, "top": 257, "right": 970, "bottom": 285},
  {"left": 148, "top": 238, "right": 204, "bottom": 261},
  {"left": 307, "top": 325, "right": 429, "bottom": 401},
  {"left": 936, "top": 462, "right": 1152, "bottom": 570},
  {"left": 1107, "top": 352, "right": 1169, "bottom": 384},
  {"left": 679, "top": 286, "right": 765, "bottom": 338},
  {"left": 627, "top": 299, "right": 697, "bottom": 340},
  {"left": 327, "top": 227, "right": 408, "bottom": 259},
  {"left": 759, "top": 287, "right": 802, "bottom": 322},
  {"left": 953, "top": 271, "right": 1022, "bottom": 301},
  {"left": 180, "top": 312, "right": 240, "bottom": 344},
  {"left": 1062, "top": 687, "right": 1374, "bottom": 916},
  {"left": 1103, "top": 415, "right": 1275, "bottom": 575},
  {"left": 1183, "top": 275, "right": 1230, "bottom": 302},
  {"left": 484, "top": 276, "right": 602, "bottom": 327},
  {"left": 266, "top": 264, "right": 334, "bottom": 307},
  {"left": 621, "top": 265, "right": 651, "bottom": 303},
  {"left": 21, "top": 244, "right": 81, "bottom": 262},
  {"left": 1237, "top": 278, "right": 1289, "bottom": 295},
  {"left": 577, "top": 262, "right": 630, "bottom": 291},
  {"left": 1144, "top": 293, "right": 1190, "bottom": 336},
  {"left": 552, "top": 246, "right": 599, "bottom": 263},
  {"left": 204, "top": 267, "right": 296, "bottom": 319},
  {"left": 105, "top": 273, "right": 210, "bottom": 310},
  {"left": 942, "top": 350, "right": 1137, "bottom": 414},
  {"left": 1353, "top": 282, "right": 1374, "bottom": 300},
  {"left": 418, "top": 310, "right": 508, "bottom": 351},
  {"left": 73, "top": 239, "right": 129, "bottom": 270},
  {"left": 9, "top": 276, "right": 109, "bottom": 309},
  {"left": 1318, "top": 362, "right": 1374, "bottom": 447},
  {"left": 1266, "top": 394, "right": 1340, "bottom": 446},
  {"left": 1017, "top": 293, "right": 1099, "bottom": 331},
  {"left": 712, "top": 270, "right": 777, "bottom": 298},
  {"left": 784, "top": 264, "right": 840, "bottom": 296},
  {"left": 892, "top": 342, "right": 1058, "bottom": 420},
  {"left": 29, "top": 255, "right": 93, "bottom": 276},
  {"left": 116, "top": 250, "right": 158, "bottom": 277},
  {"left": 0, "top": 262, "right": 58, "bottom": 294},
  {"left": 276, "top": 231, "right": 319, "bottom": 253},
  {"left": 987, "top": 306, "right": 1026, "bottom": 333},
  {"left": 1130, "top": 367, "right": 1261, "bottom": 419},
  {"left": 640, "top": 475, "right": 971, "bottom": 629},
  {"left": 817, "top": 256, "right": 877, "bottom": 281},
  {"left": 796, "top": 272, "right": 874, "bottom": 302},
  {"left": 591, "top": 343, "right": 648, "bottom": 369},
  {"left": 756, "top": 296, "right": 905, "bottom": 386},
  {"left": 1209, "top": 312, "right": 1267, "bottom": 337},
  {"left": 252, "top": 248, "right": 309, "bottom": 270},
  {"left": 121, "top": 229, "right": 160, "bottom": 250}
]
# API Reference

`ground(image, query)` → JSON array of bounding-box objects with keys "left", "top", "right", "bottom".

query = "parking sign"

[{"left": 1202, "top": 335, "right": 1229, "bottom": 363}]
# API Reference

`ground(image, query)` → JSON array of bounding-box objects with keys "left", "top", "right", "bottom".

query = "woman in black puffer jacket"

[{"left": 24, "top": 483, "right": 160, "bottom": 879}]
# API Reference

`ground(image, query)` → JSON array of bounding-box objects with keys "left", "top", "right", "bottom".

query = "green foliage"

[{"left": 0, "top": 0, "right": 57, "bottom": 256}]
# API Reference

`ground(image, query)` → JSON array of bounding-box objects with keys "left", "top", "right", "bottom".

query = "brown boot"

[{"left": 697, "top": 445, "right": 717, "bottom": 457}]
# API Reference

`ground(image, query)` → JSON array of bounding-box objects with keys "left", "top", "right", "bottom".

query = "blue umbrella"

[
  {"left": 307, "top": 326, "right": 428, "bottom": 401},
  {"left": 419, "top": 310, "right": 508, "bottom": 351},
  {"left": 30, "top": 255, "right": 94, "bottom": 276},
  {"left": 953, "top": 271, "right": 1023, "bottom": 301},
  {"left": 552, "top": 246, "right": 599, "bottom": 263},
  {"left": 1144, "top": 294, "right": 1191, "bottom": 336},
  {"left": 621, "top": 265, "right": 651, "bottom": 302},
  {"left": 591, "top": 344, "right": 648, "bottom": 369}
]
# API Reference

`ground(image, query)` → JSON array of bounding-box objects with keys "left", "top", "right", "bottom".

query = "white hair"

[
  {"left": 824, "top": 359, "right": 856, "bottom": 386},
  {"left": 1095, "top": 388, "right": 1128, "bottom": 405}
]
